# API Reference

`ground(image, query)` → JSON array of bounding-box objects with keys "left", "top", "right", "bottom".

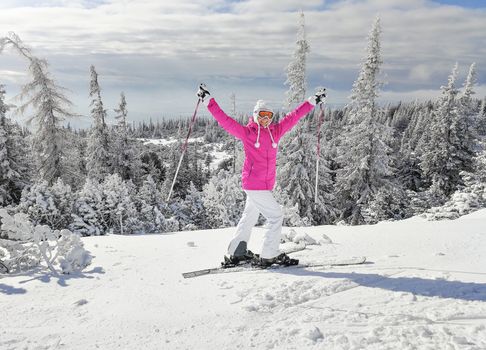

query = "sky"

[{"left": 0, "top": 0, "right": 485, "bottom": 129}]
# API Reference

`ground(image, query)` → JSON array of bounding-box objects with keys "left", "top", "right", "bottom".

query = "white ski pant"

[{"left": 227, "top": 190, "right": 283, "bottom": 259}]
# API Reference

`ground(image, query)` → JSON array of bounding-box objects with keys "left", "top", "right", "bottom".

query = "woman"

[{"left": 197, "top": 84, "right": 326, "bottom": 267}]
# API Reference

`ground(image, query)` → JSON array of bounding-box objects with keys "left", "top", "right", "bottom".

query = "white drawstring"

[
  {"left": 254, "top": 123, "right": 277, "bottom": 149},
  {"left": 255, "top": 124, "right": 261, "bottom": 148},
  {"left": 267, "top": 127, "right": 277, "bottom": 148}
]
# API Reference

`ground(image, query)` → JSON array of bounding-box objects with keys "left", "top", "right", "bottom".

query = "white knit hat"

[
  {"left": 252, "top": 100, "right": 277, "bottom": 149},
  {"left": 253, "top": 100, "right": 274, "bottom": 123}
]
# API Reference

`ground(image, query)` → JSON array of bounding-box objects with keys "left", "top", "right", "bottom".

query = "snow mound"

[
  {"left": 304, "top": 326, "right": 324, "bottom": 342},
  {"left": 281, "top": 228, "right": 319, "bottom": 245}
]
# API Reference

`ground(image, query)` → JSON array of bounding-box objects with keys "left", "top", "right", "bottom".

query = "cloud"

[
  {"left": 0, "top": 0, "right": 484, "bottom": 127},
  {"left": 229, "top": 0, "right": 323, "bottom": 13},
  {"left": 0, "top": 69, "right": 27, "bottom": 83}
]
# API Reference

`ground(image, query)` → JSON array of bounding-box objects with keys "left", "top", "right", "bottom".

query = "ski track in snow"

[
  {"left": 229, "top": 267, "right": 486, "bottom": 349},
  {"left": 1, "top": 210, "right": 486, "bottom": 349}
]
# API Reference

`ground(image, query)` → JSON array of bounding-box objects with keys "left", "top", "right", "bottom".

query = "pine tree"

[
  {"left": 456, "top": 62, "right": 477, "bottom": 171},
  {"left": 113, "top": 92, "right": 129, "bottom": 178},
  {"left": 113, "top": 92, "right": 142, "bottom": 183},
  {"left": 314, "top": 116, "right": 339, "bottom": 224},
  {"left": 202, "top": 169, "right": 245, "bottom": 229},
  {"left": 136, "top": 174, "right": 167, "bottom": 233},
  {"left": 281, "top": 10, "right": 334, "bottom": 224},
  {"left": 284, "top": 10, "right": 310, "bottom": 109},
  {"left": 277, "top": 119, "right": 315, "bottom": 223},
  {"left": 175, "top": 181, "right": 206, "bottom": 230},
  {"left": 479, "top": 96, "right": 486, "bottom": 136},
  {"left": 102, "top": 174, "right": 140, "bottom": 234},
  {"left": 0, "top": 84, "right": 23, "bottom": 205},
  {"left": 419, "top": 63, "right": 474, "bottom": 197},
  {"left": 398, "top": 102, "right": 433, "bottom": 192},
  {"left": 17, "top": 179, "right": 74, "bottom": 230},
  {"left": 62, "top": 128, "right": 87, "bottom": 191},
  {"left": 334, "top": 17, "right": 396, "bottom": 225},
  {"left": 86, "top": 65, "right": 111, "bottom": 181},
  {"left": 273, "top": 184, "right": 308, "bottom": 226},
  {"left": 70, "top": 178, "right": 105, "bottom": 236},
  {"left": 140, "top": 150, "right": 166, "bottom": 184},
  {"left": 1, "top": 33, "right": 76, "bottom": 185}
]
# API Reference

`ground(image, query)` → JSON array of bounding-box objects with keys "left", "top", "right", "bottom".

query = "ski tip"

[{"left": 182, "top": 269, "right": 211, "bottom": 278}]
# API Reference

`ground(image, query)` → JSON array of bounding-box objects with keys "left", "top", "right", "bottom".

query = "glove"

[
  {"left": 308, "top": 87, "right": 327, "bottom": 105},
  {"left": 197, "top": 83, "right": 211, "bottom": 105}
]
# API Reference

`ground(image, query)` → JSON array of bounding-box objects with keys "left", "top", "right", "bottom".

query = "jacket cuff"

[{"left": 203, "top": 97, "right": 213, "bottom": 107}]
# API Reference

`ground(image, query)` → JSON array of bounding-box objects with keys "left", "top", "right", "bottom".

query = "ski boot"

[
  {"left": 221, "top": 242, "right": 255, "bottom": 268},
  {"left": 251, "top": 252, "right": 299, "bottom": 269},
  {"left": 222, "top": 250, "right": 255, "bottom": 268}
]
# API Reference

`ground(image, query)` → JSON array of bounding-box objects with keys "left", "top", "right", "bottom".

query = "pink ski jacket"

[{"left": 206, "top": 98, "right": 315, "bottom": 190}]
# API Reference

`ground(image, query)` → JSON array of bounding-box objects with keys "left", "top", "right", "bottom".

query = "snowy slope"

[{"left": 2, "top": 210, "right": 486, "bottom": 350}]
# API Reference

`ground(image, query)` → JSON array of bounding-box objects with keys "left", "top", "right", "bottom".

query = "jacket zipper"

[{"left": 266, "top": 150, "right": 269, "bottom": 188}]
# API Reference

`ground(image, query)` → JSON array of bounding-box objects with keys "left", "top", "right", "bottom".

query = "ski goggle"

[{"left": 257, "top": 110, "right": 274, "bottom": 120}]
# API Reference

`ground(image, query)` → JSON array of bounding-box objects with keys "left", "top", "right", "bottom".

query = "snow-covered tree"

[
  {"left": 0, "top": 84, "right": 24, "bottom": 205},
  {"left": 1, "top": 33, "right": 76, "bottom": 185},
  {"left": 202, "top": 169, "right": 245, "bottom": 229},
  {"left": 161, "top": 138, "right": 204, "bottom": 200},
  {"left": 113, "top": 92, "right": 139, "bottom": 181},
  {"left": 171, "top": 181, "right": 206, "bottom": 230},
  {"left": 278, "top": 118, "right": 326, "bottom": 224},
  {"left": 86, "top": 65, "right": 111, "bottom": 181},
  {"left": 62, "top": 130, "right": 87, "bottom": 191},
  {"left": 140, "top": 149, "right": 166, "bottom": 185},
  {"left": 457, "top": 62, "right": 478, "bottom": 161},
  {"left": 420, "top": 63, "right": 475, "bottom": 197},
  {"left": 0, "top": 209, "right": 91, "bottom": 274},
  {"left": 362, "top": 186, "right": 411, "bottom": 223},
  {"left": 478, "top": 96, "right": 486, "bottom": 136},
  {"left": 273, "top": 184, "right": 308, "bottom": 227},
  {"left": 136, "top": 174, "right": 168, "bottom": 233},
  {"left": 284, "top": 10, "right": 310, "bottom": 109},
  {"left": 69, "top": 178, "right": 105, "bottom": 236},
  {"left": 405, "top": 102, "right": 434, "bottom": 154},
  {"left": 423, "top": 142, "right": 486, "bottom": 220},
  {"left": 461, "top": 63, "right": 477, "bottom": 104},
  {"left": 397, "top": 102, "right": 434, "bottom": 192},
  {"left": 102, "top": 174, "right": 140, "bottom": 234},
  {"left": 335, "top": 17, "right": 396, "bottom": 225},
  {"left": 16, "top": 179, "right": 74, "bottom": 230}
]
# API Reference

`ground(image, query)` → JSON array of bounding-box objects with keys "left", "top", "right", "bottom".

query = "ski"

[{"left": 182, "top": 256, "right": 366, "bottom": 279}]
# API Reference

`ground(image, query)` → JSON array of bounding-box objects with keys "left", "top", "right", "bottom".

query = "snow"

[
  {"left": 2, "top": 209, "right": 486, "bottom": 349},
  {"left": 207, "top": 148, "right": 232, "bottom": 170},
  {"left": 139, "top": 137, "right": 232, "bottom": 170},
  {"left": 138, "top": 136, "right": 205, "bottom": 146}
]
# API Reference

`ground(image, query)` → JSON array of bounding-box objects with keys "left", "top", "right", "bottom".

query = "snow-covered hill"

[{"left": 2, "top": 210, "right": 486, "bottom": 349}]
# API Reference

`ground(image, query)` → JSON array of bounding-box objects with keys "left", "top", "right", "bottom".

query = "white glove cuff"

[
  {"left": 308, "top": 95, "right": 318, "bottom": 106},
  {"left": 202, "top": 96, "right": 211, "bottom": 107}
]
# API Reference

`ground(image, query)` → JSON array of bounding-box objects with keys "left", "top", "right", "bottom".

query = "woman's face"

[{"left": 257, "top": 111, "right": 273, "bottom": 128}]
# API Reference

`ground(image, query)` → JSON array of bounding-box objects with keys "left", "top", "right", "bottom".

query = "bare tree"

[{"left": 1, "top": 32, "right": 76, "bottom": 185}]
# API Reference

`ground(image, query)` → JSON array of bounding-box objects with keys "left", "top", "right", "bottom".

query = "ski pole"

[
  {"left": 166, "top": 98, "right": 202, "bottom": 201},
  {"left": 314, "top": 102, "right": 325, "bottom": 204}
]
